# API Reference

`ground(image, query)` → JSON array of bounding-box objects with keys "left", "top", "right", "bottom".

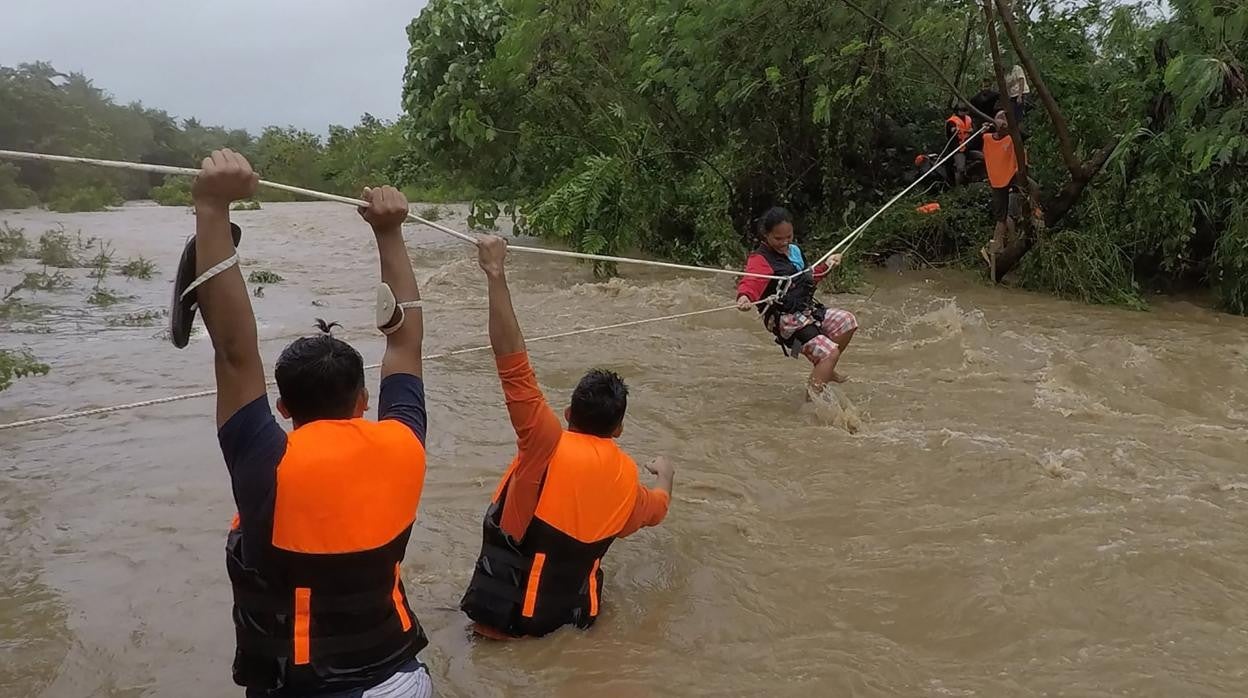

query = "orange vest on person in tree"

[
  {"left": 460, "top": 431, "right": 640, "bottom": 637},
  {"left": 946, "top": 114, "right": 973, "bottom": 152},
  {"left": 227, "top": 419, "right": 428, "bottom": 693},
  {"left": 983, "top": 133, "right": 1022, "bottom": 188}
]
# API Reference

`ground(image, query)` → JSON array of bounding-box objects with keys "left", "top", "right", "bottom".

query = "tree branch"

[
  {"left": 836, "top": 0, "right": 994, "bottom": 122},
  {"left": 991, "top": 0, "right": 1083, "bottom": 176}
]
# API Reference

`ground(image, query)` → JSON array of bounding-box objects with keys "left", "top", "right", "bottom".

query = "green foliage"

[
  {"left": 1212, "top": 201, "right": 1248, "bottom": 315},
  {"left": 417, "top": 205, "right": 443, "bottom": 221},
  {"left": 231, "top": 200, "right": 262, "bottom": 211},
  {"left": 250, "top": 127, "right": 326, "bottom": 201},
  {"left": 16, "top": 269, "right": 72, "bottom": 292},
  {"left": 248, "top": 270, "right": 283, "bottom": 284},
  {"left": 87, "top": 240, "right": 114, "bottom": 280},
  {"left": 46, "top": 183, "right": 121, "bottom": 212},
  {"left": 396, "top": 0, "right": 1248, "bottom": 315},
  {"left": 37, "top": 227, "right": 85, "bottom": 267},
  {"left": 1016, "top": 229, "right": 1146, "bottom": 309},
  {"left": 843, "top": 185, "right": 993, "bottom": 269},
  {"left": 0, "top": 222, "right": 27, "bottom": 263},
  {"left": 0, "top": 348, "right": 49, "bottom": 392},
  {"left": 119, "top": 256, "right": 156, "bottom": 279},
  {"left": 0, "top": 163, "right": 38, "bottom": 209},
  {"left": 150, "top": 177, "right": 192, "bottom": 206}
]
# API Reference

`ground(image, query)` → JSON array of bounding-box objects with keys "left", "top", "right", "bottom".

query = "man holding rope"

[
  {"left": 185, "top": 149, "right": 434, "bottom": 696},
  {"left": 460, "top": 234, "right": 676, "bottom": 639}
]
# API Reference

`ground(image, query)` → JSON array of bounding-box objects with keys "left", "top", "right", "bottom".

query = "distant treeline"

[{"left": 0, "top": 62, "right": 475, "bottom": 212}]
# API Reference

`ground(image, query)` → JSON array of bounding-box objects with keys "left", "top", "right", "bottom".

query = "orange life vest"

[
  {"left": 946, "top": 114, "right": 973, "bottom": 152},
  {"left": 228, "top": 419, "right": 428, "bottom": 694},
  {"left": 461, "top": 431, "right": 639, "bottom": 637},
  {"left": 983, "top": 133, "right": 1022, "bottom": 188}
]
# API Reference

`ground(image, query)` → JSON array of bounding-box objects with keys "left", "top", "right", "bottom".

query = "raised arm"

[
  {"left": 359, "top": 186, "right": 422, "bottom": 379},
  {"left": 477, "top": 235, "right": 563, "bottom": 541},
  {"left": 192, "top": 150, "right": 265, "bottom": 428}
]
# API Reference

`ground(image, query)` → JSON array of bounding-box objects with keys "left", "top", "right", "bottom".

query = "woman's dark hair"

[
  {"left": 756, "top": 206, "right": 793, "bottom": 238},
  {"left": 275, "top": 332, "right": 365, "bottom": 425},
  {"left": 568, "top": 369, "right": 628, "bottom": 437}
]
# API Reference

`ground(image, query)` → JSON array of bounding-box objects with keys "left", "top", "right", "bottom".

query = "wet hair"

[
  {"left": 274, "top": 324, "right": 365, "bottom": 424},
  {"left": 756, "top": 206, "right": 793, "bottom": 238},
  {"left": 567, "top": 369, "right": 628, "bottom": 437}
]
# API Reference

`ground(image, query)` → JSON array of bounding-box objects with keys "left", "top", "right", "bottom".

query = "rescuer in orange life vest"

[
  {"left": 182, "top": 150, "right": 433, "bottom": 696},
  {"left": 945, "top": 103, "right": 979, "bottom": 186},
  {"left": 460, "top": 234, "right": 676, "bottom": 639}
]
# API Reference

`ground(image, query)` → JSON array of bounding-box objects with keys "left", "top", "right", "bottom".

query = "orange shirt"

[
  {"left": 494, "top": 352, "right": 669, "bottom": 542},
  {"left": 983, "top": 133, "right": 1022, "bottom": 188}
]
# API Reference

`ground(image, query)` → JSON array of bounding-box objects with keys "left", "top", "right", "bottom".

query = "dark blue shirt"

[{"left": 217, "top": 373, "right": 428, "bottom": 566}]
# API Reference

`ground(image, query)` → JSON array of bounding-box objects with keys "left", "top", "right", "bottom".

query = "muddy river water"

[{"left": 2, "top": 202, "right": 1247, "bottom": 697}]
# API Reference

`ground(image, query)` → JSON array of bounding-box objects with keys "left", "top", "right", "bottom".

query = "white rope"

[
  {"left": 0, "top": 149, "right": 786, "bottom": 280},
  {"left": 0, "top": 297, "right": 772, "bottom": 431},
  {"left": 799, "top": 125, "right": 988, "bottom": 274}
]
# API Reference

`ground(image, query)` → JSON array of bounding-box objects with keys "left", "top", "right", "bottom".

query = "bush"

[
  {"left": 1016, "top": 229, "right": 1147, "bottom": 309},
  {"left": 247, "top": 270, "right": 283, "bottom": 284},
  {"left": 417, "top": 205, "right": 442, "bottom": 221},
  {"left": 0, "top": 223, "right": 27, "bottom": 263},
  {"left": 87, "top": 241, "right": 115, "bottom": 281},
  {"left": 231, "top": 200, "right": 262, "bottom": 211},
  {"left": 87, "top": 288, "right": 125, "bottom": 307},
  {"left": 45, "top": 184, "right": 122, "bottom": 213},
  {"left": 16, "top": 270, "right": 73, "bottom": 292},
  {"left": 38, "top": 227, "right": 81, "bottom": 267},
  {"left": 836, "top": 184, "right": 992, "bottom": 270},
  {"left": 1212, "top": 203, "right": 1248, "bottom": 316},
  {"left": 119, "top": 257, "right": 157, "bottom": 280},
  {"left": 150, "top": 178, "right": 193, "bottom": 206},
  {"left": 402, "top": 180, "right": 483, "bottom": 204},
  {"left": 0, "top": 164, "right": 39, "bottom": 210},
  {"left": 0, "top": 348, "right": 49, "bottom": 392}
]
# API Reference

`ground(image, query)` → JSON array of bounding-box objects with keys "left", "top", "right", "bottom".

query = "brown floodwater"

[{"left": 2, "top": 201, "right": 1247, "bottom": 697}]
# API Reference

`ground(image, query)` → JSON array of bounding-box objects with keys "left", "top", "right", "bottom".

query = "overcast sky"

[{"left": 1, "top": 0, "right": 428, "bottom": 133}]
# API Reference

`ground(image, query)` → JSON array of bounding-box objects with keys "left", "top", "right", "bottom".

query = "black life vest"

[
  {"left": 460, "top": 431, "right": 638, "bottom": 637},
  {"left": 227, "top": 419, "right": 429, "bottom": 695},
  {"left": 753, "top": 245, "right": 826, "bottom": 356},
  {"left": 459, "top": 497, "right": 613, "bottom": 637}
]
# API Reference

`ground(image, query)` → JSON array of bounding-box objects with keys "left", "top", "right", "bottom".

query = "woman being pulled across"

[{"left": 736, "top": 207, "right": 858, "bottom": 392}]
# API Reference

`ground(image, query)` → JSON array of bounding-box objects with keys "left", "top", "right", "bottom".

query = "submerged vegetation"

[{"left": 0, "top": 348, "right": 48, "bottom": 392}]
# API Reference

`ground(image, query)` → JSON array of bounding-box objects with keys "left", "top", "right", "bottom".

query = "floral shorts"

[{"left": 777, "top": 308, "right": 858, "bottom": 364}]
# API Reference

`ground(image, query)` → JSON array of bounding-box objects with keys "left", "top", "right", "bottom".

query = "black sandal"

[{"left": 170, "top": 223, "right": 243, "bottom": 348}]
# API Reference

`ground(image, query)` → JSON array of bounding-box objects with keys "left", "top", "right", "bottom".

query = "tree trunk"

[{"left": 992, "top": 0, "right": 1082, "bottom": 176}]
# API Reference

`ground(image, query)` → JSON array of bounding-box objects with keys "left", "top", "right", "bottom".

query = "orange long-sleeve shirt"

[{"left": 494, "top": 351, "right": 669, "bottom": 542}]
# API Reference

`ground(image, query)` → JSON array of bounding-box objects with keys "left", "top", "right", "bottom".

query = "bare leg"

[
  {"left": 830, "top": 327, "right": 856, "bottom": 352},
  {"left": 808, "top": 350, "right": 843, "bottom": 395}
]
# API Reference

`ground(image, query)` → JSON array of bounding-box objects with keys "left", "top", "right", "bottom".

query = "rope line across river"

[{"left": 0, "top": 139, "right": 969, "bottom": 432}]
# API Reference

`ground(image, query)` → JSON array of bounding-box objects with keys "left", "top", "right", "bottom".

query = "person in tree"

[
  {"left": 180, "top": 149, "right": 435, "bottom": 695},
  {"left": 460, "top": 235, "right": 675, "bottom": 640},
  {"left": 970, "top": 77, "right": 1001, "bottom": 129},
  {"left": 945, "top": 103, "right": 979, "bottom": 185},
  {"left": 1007, "top": 63, "right": 1031, "bottom": 122},
  {"left": 981, "top": 110, "right": 1026, "bottom": 270},
  {"left": 735, "top": 207, "right": 858, "bottom": 391}
]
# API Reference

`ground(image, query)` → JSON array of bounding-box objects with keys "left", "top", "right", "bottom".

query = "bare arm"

[
  {"left": 477, "top": 235, "right": 525, "bottom": 355},
  {"left": 191, "top": 150, "right": 265, "bottom": 428},
  {"left": 359, "top": 186, "right": 422, "bottom": 379}
]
